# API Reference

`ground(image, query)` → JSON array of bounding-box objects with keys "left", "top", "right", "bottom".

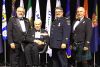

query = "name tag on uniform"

[{"left": 35, "top": 32, "right": 41, "bottom": 38}]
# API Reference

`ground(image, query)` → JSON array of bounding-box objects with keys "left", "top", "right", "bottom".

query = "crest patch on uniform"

[
  {"left": 66, "top": 38, "right": 68, "bottom": 40},
  {"left": 58, "top": 23, "right": 61, "bottom": 27}
]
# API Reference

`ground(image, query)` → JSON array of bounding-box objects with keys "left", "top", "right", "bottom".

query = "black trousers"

[
  {"left": 24, "top": 44, "right": 39, "bottom": 67},
  {"left": 52, "top": 48, "right": 68, "bottom": 67},
  {"left": 10, "top": 44, "right": 26, "bottom": 67}
]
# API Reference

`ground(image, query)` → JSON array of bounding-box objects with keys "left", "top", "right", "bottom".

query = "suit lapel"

[
  {"left": 79, "top": 18, "right": 85, "bottom": 24},
  {"left": 73, "top": 18, "right": 85, "bottom": 31},
  {"left": 24, "top": 18, "right": 29, "bottom": 32},
  {"left": 14, "top": 18, "right": 23, "bottom": 32},
  {"left": 24, "top": 21, "right": 28, "bottom": 32}
]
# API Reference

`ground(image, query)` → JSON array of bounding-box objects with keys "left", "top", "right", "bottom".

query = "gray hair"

[
  {"left": 34, "top": 19, "right": 42, "bottom": 24},
  {"left": 16, "top": 6, "right": 25, "bottom": 13}
]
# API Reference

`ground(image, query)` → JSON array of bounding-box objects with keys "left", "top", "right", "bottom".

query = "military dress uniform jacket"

[{"left": 50, "top": 17, "right": 71, "bottom": 49}]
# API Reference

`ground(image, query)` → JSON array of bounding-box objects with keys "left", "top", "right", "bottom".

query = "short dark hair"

[{"left": 55, "top": 7, "right": 63, "bottom": 11}]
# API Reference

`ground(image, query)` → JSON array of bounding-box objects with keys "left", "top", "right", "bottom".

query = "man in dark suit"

[
  {"left": 72, "top": 7, "right": 92, "bottom": 67},
  {"left": 24, "top": 19, "right": 49, "bottom": 67},
  {"left": 50, "top": 7, "right": 71, "bottom": 67},
  {"left": 7, "top": 7, "right": 31, "bottom": 67}
]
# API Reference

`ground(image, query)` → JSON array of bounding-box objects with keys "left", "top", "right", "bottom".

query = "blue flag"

[
  {"left": 66, "top": 0, "right": 71, "bottom": 58},
  {"left": 76, "top": 0, "right": 80, "bottom": 9},
  {"left": 11, "top": 0, "right": 16, "bottom": 17},
  {"left": 2, "top": 0, "right": 7, "bottom": 40},
  {"left": 90, "top": 0, "right": 99, "bottom": 53},
  {"left": 75, "top": 0, "right": 80, "bottom": 19}
]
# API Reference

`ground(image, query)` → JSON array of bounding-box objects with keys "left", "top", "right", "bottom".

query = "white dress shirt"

[
  {"left": 19, "top": 20, "right": 26, "bottom": 32},
  {"left": 73, "top": 20, "right": 80, "bottom": 31},
  {"left": 73, "top": 17, "right": 83, "bottom": 31}
]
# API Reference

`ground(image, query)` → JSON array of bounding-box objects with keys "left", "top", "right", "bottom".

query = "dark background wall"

[
  {"left": 1, "top": 0, "right": 100, "bottom": 27},
  {"left": 0, "top": 0, "right": 100, "bottom": 66}
]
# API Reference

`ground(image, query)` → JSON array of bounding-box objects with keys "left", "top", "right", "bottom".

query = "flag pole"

[
  {"left": 93, "top": 53, "right": 95, "bottom": 67},
  {"left": 0, "top": 34, "right": 3, "bottom": 54},
  {"left": 4, "top": 40, "right": 6, "bottom": 66}
]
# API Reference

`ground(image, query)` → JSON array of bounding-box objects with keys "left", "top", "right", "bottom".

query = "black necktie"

[
  {"left": 18, "top": 18, "right": 23, "bottom": 20},
  {"left": 76, "top": 19, "right": 80, "bottom": 21},
  {"left": 36, "top": 30, "right": 40, "bottom": 32},
  {"left": 20, "top": 18, "right": 23, "bottom": 20}
]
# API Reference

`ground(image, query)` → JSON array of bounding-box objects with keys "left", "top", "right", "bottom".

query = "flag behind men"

[
  {"left": 56, "top": 0, "right": 61, "bottom": 7},
  {"left": 76, "top": 0, "right": 80, "bottom": 8},
  {"left": 11, "top": 0, "right": 16, "bottom": 17},
  {"left": 83, "top": 0, "right": 88, "bottom": 18},
  {"left": 91, "top": 0, "right": 99, "bottom": 53},
  {"left": 20, "top": 0, "right": 25, "bottom": 17},
  {"left": 66, "top": 0, "right": 71, "bottom": 58},
  {"left": 66, "top": 0, "right": 70, "bottom": 18},
  {"left": 20, "top": 0, "right": 24, "bottom": 7},
  {"left": 35, "top": 0, "right": 41, "bottom": 20},
  {"left": 45, "top": 0, "right": 52, "bottom": 35},
  {"left": 75, "top": 0, "right": 80, "bottom": 20},
  {"left": 2, "top": 0, "right": 7, "bottom": 64},
  {"left": 76, "top": 0, "right": 80, "bottom": 13},
  {"left": 55, "top": 0, "right": 61, "bottom": 19},
  {"left": 2, "top": 0, "right": 7, "bottom": 40},
  {"left": 45, "top": 0, "right": 52, "bottom": 57},
  {"left": 26, "top": 0, "right": 32, "bottom": 25}
]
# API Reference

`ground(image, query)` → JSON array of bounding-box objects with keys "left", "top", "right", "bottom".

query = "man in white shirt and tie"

[
  {"left": 7, "top": 7, "right": 31, "bottom": 67},
  {"left": 24, "top": 19, "right": 49, "bottom": 67},
  {"left": 72, "top": 7, "right": 92, "bottom": 67}
]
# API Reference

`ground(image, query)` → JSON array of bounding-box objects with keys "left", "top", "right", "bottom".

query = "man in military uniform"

[{"left": 50, "top": 7, "right": 71, "bottom": 67}]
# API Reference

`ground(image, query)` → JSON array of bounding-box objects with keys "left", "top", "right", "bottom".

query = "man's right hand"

[{"left": 10, "top": 43, "right": 16, "bottom": 49}]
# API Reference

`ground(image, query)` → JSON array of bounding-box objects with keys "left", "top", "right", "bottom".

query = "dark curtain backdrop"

[{"left": 0, "top": 0, "right": 100, "bottom": 66}]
